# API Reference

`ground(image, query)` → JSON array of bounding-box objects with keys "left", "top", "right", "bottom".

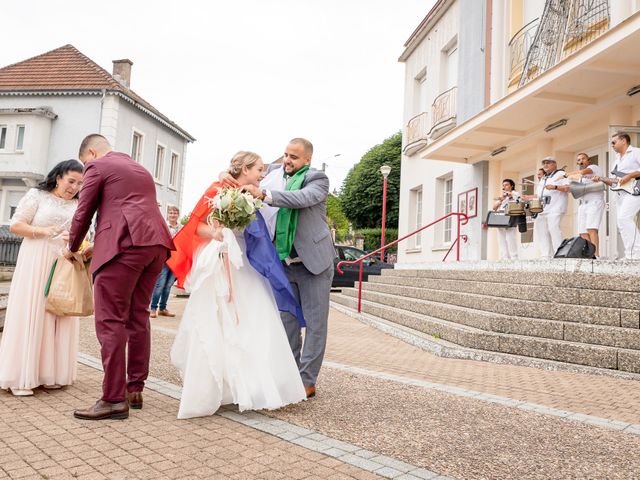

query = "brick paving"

[
  {"left": 4, "top": 291, "right": 640, "bottom": 479},
  {"left": 325, "top": 307, "right": 640, "bottom": 425},
  {"left": 0, "top": 364, "right": 382, "bottom": 480}
]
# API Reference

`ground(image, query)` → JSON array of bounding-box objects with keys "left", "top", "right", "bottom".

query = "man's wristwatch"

[{"left": 260, "top": 189, "right": 267, "bottom": 201}]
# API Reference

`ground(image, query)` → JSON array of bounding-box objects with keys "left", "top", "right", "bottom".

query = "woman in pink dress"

[{"left": 0, "top": 160, "right": 85, "bottom": 396}]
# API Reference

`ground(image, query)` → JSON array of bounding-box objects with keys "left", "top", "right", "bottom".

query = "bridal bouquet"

[{"left": 207, "top": 187, "right": 263, "bottom": 231}]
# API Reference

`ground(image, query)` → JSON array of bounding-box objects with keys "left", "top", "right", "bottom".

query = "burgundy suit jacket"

[{"left": 69, "top": 151, "right": 175, "bottom": 273}]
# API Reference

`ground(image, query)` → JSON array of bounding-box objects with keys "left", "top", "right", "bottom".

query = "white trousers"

[
  {"left": 534, "top": 213, "right": 563, "bottom": 259},
  {"left": 616, "top": 193, "right": 640, "bottom": 259},
  {"left": 497, "top": 227, "right": 519, "bottom": 260}
]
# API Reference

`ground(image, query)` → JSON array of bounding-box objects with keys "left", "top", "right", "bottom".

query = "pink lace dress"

[{"left": 0, "top": 188, "right": 80, "bottom": 391}]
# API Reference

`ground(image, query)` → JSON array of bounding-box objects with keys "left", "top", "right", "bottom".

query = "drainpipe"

[{"left": 98, "top": 89, "right": 106, "bottom": 133}]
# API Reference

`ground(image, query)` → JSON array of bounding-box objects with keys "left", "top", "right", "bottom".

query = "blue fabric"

[
  {"left": 244, "top": 211, "right": 306, "bottom": 327},
  {"left": 150, "top": 265, "right": 176, "bottom": 311}
]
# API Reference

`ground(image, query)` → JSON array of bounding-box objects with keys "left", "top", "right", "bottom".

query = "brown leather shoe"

[
  {"left": 74, "top": 400, "right": 129, "bottom": 420},
  {"left": 149, "top": 310, "right": 157, "bottom": 318},
  {"left": 158, "top": 309, "right": 176, "bottom": 317},
  {"left": 304, "top": 385, "right": 316, "bottom": 398},
  {"left": 127, "top": 391, "right": 143, "bottom": 409}
]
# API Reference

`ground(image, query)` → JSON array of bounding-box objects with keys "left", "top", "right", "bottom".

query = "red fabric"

[{"left": 167, "top": 181, "right": 221, "bottom": 288}]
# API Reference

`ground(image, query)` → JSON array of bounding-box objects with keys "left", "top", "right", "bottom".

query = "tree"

[
  {"left": 326, "top": 194, "right": 349, "bottom": 242},
  {"left": 340, "top": 132, "right": 401, "bottom": 229}
]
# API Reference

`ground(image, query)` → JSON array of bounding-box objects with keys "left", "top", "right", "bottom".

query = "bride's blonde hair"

[{"left": 228, "top": 151, "right": 262, "bottom": 179}]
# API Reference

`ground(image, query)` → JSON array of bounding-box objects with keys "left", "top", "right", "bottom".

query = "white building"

[
  {"left": 398, "top": 0, "right": 640, "bottom": 263},
  {"left": 0, "top": 45, "right": 195, "bottom": 224}
]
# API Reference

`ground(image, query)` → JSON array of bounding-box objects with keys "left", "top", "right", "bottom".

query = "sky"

[{"left": 2, "top": 0, "right": 433, "bottom": 212}]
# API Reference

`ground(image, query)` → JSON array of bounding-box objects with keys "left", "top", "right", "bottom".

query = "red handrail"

[{"left": 336, "top": 211, "right": 469, "bottom": 313}]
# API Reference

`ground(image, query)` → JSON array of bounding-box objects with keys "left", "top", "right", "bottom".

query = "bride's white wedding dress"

[{"left": 171, "top": 229, "right": 306, "bottom": 419}]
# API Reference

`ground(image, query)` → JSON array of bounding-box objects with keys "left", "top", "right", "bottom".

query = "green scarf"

[{"left": 275, "top": 165, "right": 309, "bottom": 260}]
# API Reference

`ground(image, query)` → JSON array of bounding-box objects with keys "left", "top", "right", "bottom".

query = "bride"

[{"left": 168, "top": 151, "right": 306, "bottom": 419}]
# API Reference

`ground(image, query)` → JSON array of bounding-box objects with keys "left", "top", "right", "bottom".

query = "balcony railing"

[
  {"left": 403, "top": 112, "right": 429, "bottom": 155},
  {"left": 429, "top": 86, "right": 457, "bottom": 139},
  {"left": 519, "top": 0, "right": 610, "bottom": 87},
  {"left": 508, "top": 18, "right": 539, "bottom": 90}
]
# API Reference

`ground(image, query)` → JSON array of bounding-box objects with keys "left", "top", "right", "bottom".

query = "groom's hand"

[
  {"left": 242, "top": 184, "right": 265, "bottom": 200},
  {"left": 219, "top": 171, "right": 241, "bottom": 188}
]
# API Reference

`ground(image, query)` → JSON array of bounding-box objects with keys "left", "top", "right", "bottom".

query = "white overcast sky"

[{"left": 2, "top": 0, "right": 433, "bottom": 212}]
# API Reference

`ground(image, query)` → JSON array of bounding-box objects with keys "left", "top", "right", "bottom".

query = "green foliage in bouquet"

[{"left": 208, "top": 187, "right": 263, "bottom": 230}]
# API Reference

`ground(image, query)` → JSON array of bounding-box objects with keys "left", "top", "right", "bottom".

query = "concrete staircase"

[{"left": 331, "top": 263, "right": 640, "bottom": 375}]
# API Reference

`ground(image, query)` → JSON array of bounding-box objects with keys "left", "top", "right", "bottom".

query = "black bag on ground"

[{"left": 553, "top": 236, "right": 596, "bottom": 259}]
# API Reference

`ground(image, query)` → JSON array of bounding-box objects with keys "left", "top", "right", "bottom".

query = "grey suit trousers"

[{"left": 280, "top": 262, "right": 334, "bottom": 387}]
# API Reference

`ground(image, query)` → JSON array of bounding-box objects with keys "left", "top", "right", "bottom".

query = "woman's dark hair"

[
  {"left": 37, "top": 160, "right": 84, "bottom": 198},
  {"left": 502, "top": 178, "right": 516, "bottom": 189}
]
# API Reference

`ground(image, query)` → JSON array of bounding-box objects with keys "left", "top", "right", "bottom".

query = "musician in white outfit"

[
  {"left": 492, "top": 179, "right": 520, "bottom": 260},
  {"left": 593, "top": 132, "right": 640, "bottom": 259},
  {"left": 564, "top": 153, "right": 605, "bottom": 257},
  {"left": 534, "top": 157, "right": 569, "bottom": 259}
]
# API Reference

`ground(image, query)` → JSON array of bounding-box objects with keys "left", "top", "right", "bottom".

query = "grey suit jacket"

[{"left": 270, "top": 168, "right": 334, "bottom": 275}]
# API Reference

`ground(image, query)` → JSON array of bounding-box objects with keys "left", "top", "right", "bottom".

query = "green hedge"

[{"left": 353, "top": 228, "right": 398, "bottom": 253}]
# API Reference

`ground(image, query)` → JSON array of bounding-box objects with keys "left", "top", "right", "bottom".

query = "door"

[
  {"left": 573, "top": 145, "right": 608, "bottom": 257},
  {"left": 607, "top": 126, "right": 640, "bottom": 259}
]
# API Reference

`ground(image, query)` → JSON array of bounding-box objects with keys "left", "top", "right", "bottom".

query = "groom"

[
  {"left": 244, "top": 138, "right": 334, "bottom": 398},
  {"left": 66, "top": 134, "right": 174, "bottom": 420}
]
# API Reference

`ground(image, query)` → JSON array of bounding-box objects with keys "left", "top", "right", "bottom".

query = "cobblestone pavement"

[
  {"left": 72, "top": 296, "right": 640, "bottom": 479},
  {"left": 0, "top": 364, "right": 383, "bottom": 480}
]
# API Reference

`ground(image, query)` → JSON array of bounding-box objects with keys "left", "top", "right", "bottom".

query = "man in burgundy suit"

[{"left": 66, "top": 134, "right": 174, "bottom": 420}]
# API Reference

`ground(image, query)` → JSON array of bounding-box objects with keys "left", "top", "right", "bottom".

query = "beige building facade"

[{"left": 398, "top": 0, "right": 640, "bottom": 263}]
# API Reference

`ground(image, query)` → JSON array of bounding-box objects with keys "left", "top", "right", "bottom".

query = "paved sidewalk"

[
  {"left": 325, "top": 307, "right": 640, "bottom": 425},
  {"left": 0, "top": 364, "right": 381, "bottom": 480}
]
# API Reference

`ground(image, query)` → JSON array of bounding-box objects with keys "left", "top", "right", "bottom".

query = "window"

[
  {"left": 521, "top": 174, "right": 535, "bottom": 243},
  {"left": 443, "top": 178, "right": 453, "bottom": 243},
  {"left": 15, "top": 125, "right": 25, "bottom": 151},
  {"left": 169, "top": 152, "right": 179, "bottom": 188},
  {"left": 0, "top": 126, "right": 6, "bottom": 149},
  {"left": 154, "top": 144, "right": 165, "bottom": 181},
  {"left": 131, "top": 131, "right": 143, "bottom": 162},
  {"left": 409, "top": 187, "right": 423, "bottom": 249},
  {"left": 414, "top": 68, "right": 427, "bottom": 116},
  {"left": 5, "top": 190, "right": 25, "bottom": 223}
]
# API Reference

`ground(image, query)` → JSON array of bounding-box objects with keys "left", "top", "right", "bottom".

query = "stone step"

[
  {"left": 339, "top": 288, "right": 640, "bottom": 350},
  {"left": 357, "top": 281, "right": 640, "bottom": 329},
  {"left": 331, "top": 292, "right": 640, "bottom": 373},
  {"left": 368, "top": 273, "right": 640, "bottom": 310},
  {"left": 382, "top": 267, "right": 640, "bottom": 293}
]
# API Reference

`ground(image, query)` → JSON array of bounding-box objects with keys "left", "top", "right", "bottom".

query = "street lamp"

[
  {"left": 321, "top": 153, "right": 341, "bottom": 172},
  {"left": 379, "top": 165, "right": 391, "bottom": 262}
]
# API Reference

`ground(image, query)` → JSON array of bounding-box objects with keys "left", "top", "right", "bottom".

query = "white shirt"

[
  {"left": 579, "top": 163, "right": 605, "bottom": 201},
  {"left": 614, "top": 145, "right": 640, "bottom": 175},
  {"left": 260, "top": 165, "right": 286, "bottom": 239},
  {"left": 536, "top": 170, "right": 569, "bottom": 215},
  {"left": 499, "top": 191, "right": 521, "bottom": 211}
]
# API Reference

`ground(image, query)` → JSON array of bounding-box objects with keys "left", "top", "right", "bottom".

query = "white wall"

[
  {"left": 114, "top": 98, "right": 188, "bottom": 213},
  {"left": 0, "top": 95, "right": 101, "bottom": 170},
  {"left": 0, "top": 113, "right": 52, "bottom": 178},
  {"left": 402, "top": 1, "right": 459, "bottom": 129}
]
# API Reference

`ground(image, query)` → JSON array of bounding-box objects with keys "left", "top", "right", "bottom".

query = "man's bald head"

[{"left": 78, "top": 134, "right": 112, "bottom": 164}]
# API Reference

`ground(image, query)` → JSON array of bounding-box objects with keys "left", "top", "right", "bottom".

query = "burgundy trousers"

[{"left": 93, "top": 245, "right": 168, "bottom": 402}]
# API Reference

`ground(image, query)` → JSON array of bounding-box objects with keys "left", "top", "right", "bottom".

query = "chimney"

[{"left": 112, "top": 59, "right": 133, "bottom": 88}]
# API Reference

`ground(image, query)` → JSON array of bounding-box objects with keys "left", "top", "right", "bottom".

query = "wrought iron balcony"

[
  {"left": 518, "top": 0, "right": 610, "bottom": 87},
  {"left": 429, "top": 86, "right": 457, "bottom": 139},
  {"left": 508, "top": 18, "right": 539, "bottom": 90},
  {"left": 403, "top": 112, "right": 429, "bottom": 155}
]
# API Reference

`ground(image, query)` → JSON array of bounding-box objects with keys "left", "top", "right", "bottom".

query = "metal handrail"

[{"left": 336, "top": 211, "right": 469, "bottom": 313}]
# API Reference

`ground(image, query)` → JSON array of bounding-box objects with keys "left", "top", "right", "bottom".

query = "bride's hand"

[{"left": 209, "top": 220, "right": 224, "bottom": 241}]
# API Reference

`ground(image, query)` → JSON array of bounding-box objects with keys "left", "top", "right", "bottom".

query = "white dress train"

[{"left": 171, "top": 229, "right": 306, "bottom": 419}]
